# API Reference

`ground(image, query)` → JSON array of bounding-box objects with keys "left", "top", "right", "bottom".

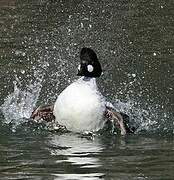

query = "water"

[
  {"left": 0, "top": 0, "right": 174, "bottom": 179},
  {"left": 0, "top": 130, "right": 174, "bottom": 179}
]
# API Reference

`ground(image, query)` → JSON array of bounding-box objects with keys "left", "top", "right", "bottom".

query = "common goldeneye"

[{"left": 31, "top": 48, "right": 134, "bottom": 135}]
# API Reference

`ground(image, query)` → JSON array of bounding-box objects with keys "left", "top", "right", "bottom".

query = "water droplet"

[
  {"left": 21, "top": 70, "right": 25, "bottom": 74},
  {"left": 132, "top": 73, "right": 136, "bottom": 77},
  {"left": 81, "top": 22, "right": 84, "bottom": 28},
  {"left": 22, "top": 52, "right": 26, "bottom": 56},
  {"left": 15, "top": 50, "right": 20, "bottom": 55}
]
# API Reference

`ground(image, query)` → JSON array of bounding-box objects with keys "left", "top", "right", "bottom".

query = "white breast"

[{"left": 53, "top": 78, "right": 106, "bottom": 132}]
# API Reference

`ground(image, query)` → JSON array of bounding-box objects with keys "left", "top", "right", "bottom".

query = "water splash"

[
  {"left": 113, "top": 99, "right": 173, "bottom": 135},
  {"left": 0, "top": 68, "right": 173, "bottom": 135},
  {"left": 0, "top": 72, "right": 43, "bottom": 127}
]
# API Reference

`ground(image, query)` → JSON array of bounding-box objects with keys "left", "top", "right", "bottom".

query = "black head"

[{"left": 77, "top": 47, "right": 102, "bottom": 78}]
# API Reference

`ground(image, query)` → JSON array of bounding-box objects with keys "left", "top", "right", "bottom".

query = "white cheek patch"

[
  {"left": 87, "top": 65, "right": 94, "bottom": 72},
  {"left": 78, "top": 65, "right": 81, "bottom": 71}
]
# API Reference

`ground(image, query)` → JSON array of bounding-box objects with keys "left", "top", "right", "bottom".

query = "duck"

[{"left": 31, "top": 47, "right": 134, "bottom": 135}]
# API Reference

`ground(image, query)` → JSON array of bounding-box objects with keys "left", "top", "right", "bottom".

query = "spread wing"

[{"left": 31, "top": 104, "right": 55, "bottom": 122}]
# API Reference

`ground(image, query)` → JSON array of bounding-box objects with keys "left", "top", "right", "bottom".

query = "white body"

[{"left": 53, "top": 77, "right": 106, "bottom": 132}]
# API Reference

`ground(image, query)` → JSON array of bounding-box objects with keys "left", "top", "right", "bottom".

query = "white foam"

[{"left": 0, "top": 73, "right": 43, "bottom": 126}]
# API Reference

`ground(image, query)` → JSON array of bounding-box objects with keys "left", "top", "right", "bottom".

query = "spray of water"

[
  {"left": 0, "top": 68, "right": 173, "bottom": 135},
  {"left": 113, "top": 98, "right": 173, "bottom": 135},
  {"left": 0, "top": 71, "right": 43, "bottom": 128}
]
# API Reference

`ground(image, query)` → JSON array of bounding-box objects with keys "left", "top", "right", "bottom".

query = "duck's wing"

[
  {"left": 105, "top": 105, "right": 135, "bottom": 135},
  {"left": 105, "top": 106, "right": 126, "bottom": 135},
  {"left": 31, "top": 104, "right": 55, "bottom": 122}
]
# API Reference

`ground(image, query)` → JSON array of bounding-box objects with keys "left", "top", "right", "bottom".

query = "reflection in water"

[
  {"left": 48, "top": 133, "right": 104, "bottom": 179},
  {"left": 54, "top": 173, "right": 103, "bottom": 180},
  {"left": 0, "top": 129, "right": 174, "bottom": 179}
]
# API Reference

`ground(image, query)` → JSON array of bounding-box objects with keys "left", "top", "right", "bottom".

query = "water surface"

[{"left": 0, "top": 127, "right": 174, "bottom": 180}]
